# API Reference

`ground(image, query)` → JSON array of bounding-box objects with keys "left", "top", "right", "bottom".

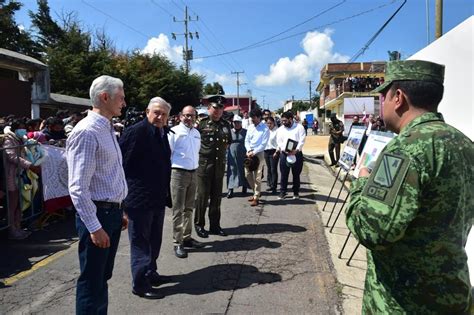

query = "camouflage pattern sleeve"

[{"left": 345, "top": 151, "right": 421, "bottom": 250}]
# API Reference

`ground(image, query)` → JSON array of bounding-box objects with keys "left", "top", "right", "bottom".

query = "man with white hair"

[
  {"left": 67, "top": 75, "right": 129, "bottom": 314},
  {"left": 119, "top": 96, "right": 172, "bottom": 299}
]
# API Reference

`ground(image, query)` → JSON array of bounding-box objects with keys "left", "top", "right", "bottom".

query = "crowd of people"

[{"left": 2, "top": 59, "right": 472, "bottom": 314}]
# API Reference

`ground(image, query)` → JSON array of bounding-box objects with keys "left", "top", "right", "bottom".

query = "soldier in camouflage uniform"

[
  {"left": 328, "top": 113, "right": 344, "bottom": 166},
  {"left": 345, "top": 60, "right": 473, "bottom": 314},
  {"left": 194, "top": 95, "right": 232, "bottom": 238}
]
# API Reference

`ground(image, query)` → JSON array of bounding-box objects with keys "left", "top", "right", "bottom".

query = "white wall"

[
  {"left": 409, "top": 16, "right": 474, "bottom": 283},
  {"left": 409, "top": 16, "right": 473, "bottom": 140}
]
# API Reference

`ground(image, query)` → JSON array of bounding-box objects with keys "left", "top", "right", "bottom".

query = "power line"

[
  {"left": 81, "top": 0, "right": 152, "bottom": 39},
  {"left": 195, "top": 0, "right": 398, "bottom": 59},
  {"left": 234, "top": 0, "right": 347, "bottom": 53},
  {"left": 149, "top": 0, "right": 175, "bottom": 18},
  {"left": 349, "top": 0, "right": 407, "bottom": 62},
  {"left": 183, "top": 2, "right": 243, "bottom": 71}
]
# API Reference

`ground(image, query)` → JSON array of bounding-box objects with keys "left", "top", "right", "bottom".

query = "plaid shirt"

[{"left": 66, "top": 110, "right": 128, "bottom": 233}]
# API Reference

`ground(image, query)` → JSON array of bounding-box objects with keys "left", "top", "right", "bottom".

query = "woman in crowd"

[
  {"left": 3, "top": 119, "right": 41, "bottom": 239},
  {"left": 226, "top": 115, "right": 248, "bottom": 198}
]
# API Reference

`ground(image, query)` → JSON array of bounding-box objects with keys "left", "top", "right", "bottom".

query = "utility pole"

[
  {"left": 308, "top": 80, "right": 313, "bottom": 110},
  {"left": 231, "top": 71, "right": 244, "bottom": 115},
  {"left": 435, "top": 0, "right": 443, "bottom": 39},
  {"left": 262, "top": 95, "right": 266, "bottom": 109},
  {"left": 172, "top": 6, "right": 199, "bottom": 74}
]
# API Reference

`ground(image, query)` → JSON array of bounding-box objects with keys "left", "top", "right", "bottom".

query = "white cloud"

[
  {"left": 191, "top": 67, "right": 234, "bottom": 86},
  {"left": 141, "top": 34, "right": 183, "bottom": 64},
  {"left": 255, "top": 29, "right": 349, "bottom": 87}
]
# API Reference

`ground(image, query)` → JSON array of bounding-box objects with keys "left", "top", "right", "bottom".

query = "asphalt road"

[{"left": 0, "top": 164, "right": 342, "bottom": 314}]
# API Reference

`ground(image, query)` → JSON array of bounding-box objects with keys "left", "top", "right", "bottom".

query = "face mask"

[{"left": 15, "top": 129, "right": 27, "bottom": 138}]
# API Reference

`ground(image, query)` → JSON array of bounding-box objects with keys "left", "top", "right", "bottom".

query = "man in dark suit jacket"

[{"left": 119, "top": 97, "right": 172, "bottom": 299}]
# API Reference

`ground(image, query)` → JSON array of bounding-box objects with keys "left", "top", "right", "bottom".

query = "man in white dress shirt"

[
  {"left": 67, "top": 75, "right": 128, "bottom": 314},
  {"left": 244, "top": 109, "right": 270, "bottom": 206},
  {"left": 168, "top": 106, "right": 204, "bottom": 258},
  {"left": 275, "top": 111, "right": 306, "bottom": 200}
]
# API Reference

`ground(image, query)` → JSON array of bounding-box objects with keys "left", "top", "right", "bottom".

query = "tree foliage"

[
  {"left": 0, "top": 0, "right": 40, "bottom": 57},
  {"left": 203, "top": 82, "right": 225, "bottom": 95},
  {"left": 1, "top": 0, "right": 205, "bottom": 114}
]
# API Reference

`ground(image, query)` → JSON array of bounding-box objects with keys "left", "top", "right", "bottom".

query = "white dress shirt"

[
  {"left": 265, "top": 126, "right": 278, "bottom": 150},
  {"left": 242, "top": 118, "right": 250, "bottom": 130},
  {"left": 276, "top": 121, "right": 306, "bottom": 152},
  {"left": 66, "top": 110, "right": 128, "bottom": 233},
  {"left": 168, "top": 122, "right": 201, "bottom": 170},
  {"left": 245, "top": 121, "right": 270, "bottom": 154}
]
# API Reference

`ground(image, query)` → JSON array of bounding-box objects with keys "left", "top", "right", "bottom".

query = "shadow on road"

[
  {"left": 187, "top": 237, "right": 281, "bottom": 253},
  {"left": 158, "top": 263, "right": 282, "bottom": 296},
  {"left": 224, "top": 223, "right": 307, "bottom": 235},
  {"left": 0, "top": 212, "right": 78, "bottom": 279}
]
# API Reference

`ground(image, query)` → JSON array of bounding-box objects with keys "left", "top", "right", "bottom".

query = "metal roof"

[{"left": 0, "top": 48, "right": 47, "bottom": 71}]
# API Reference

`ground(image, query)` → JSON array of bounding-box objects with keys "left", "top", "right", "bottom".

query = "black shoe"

[
  {"left": 132, "top": 289, "right": 164, "bottom": 299},
  {"left": 227, "top": 190, "right": 234, "bottom": 199},
  {"left": 271, "top": 189, "right": 277, "bottom": 195},
  {"left": 209, "top": 227, "right": 227, "bottom": 236},
  {"left": 278, "top": 192, "right": 287, "bottom": 200},
  {"left": 174, "top": 245, "right": 188, "bottom": 258},
  {"left": 147, "top": 272, "right": 172, "bottom": 286},
  {"left": 183, "top": 238, "right": 205, "bottom": 248},
  {"left": 265, "top": 187, "right": 273, "bottom": 192},
  {"left": 242, "top": 187, "right": 247, "bottom": 194},
  {"left": 195, "top": 226, "right": 209, "bottom": 238}
]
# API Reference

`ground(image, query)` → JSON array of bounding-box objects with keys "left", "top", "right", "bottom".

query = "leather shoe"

[
  {"left": 248, "top": 196, "right": 255, "bottom": 201},
  {"left": 195, "top": 226, "right": 209, "bottom": 238},
  {"left": 227, "top": 190, "right": 234, "bottom": 199},
  {"left": 147, "top": 272, "right": 172, "bottom": 286},
  {"left": 174, "top": 245, "right": 188, "bottom": 258},
  {"left": 132, "top": 289, "right": 164, "bottom": 299},
  {"left": 183, "top": 238, "right": 205, "bottom": 248},
  {"left": 250, "top": 199, "right": 258, "bottom": 207},
  {"left": 209, "top": 227, "right": 227, "bottom": 236}
]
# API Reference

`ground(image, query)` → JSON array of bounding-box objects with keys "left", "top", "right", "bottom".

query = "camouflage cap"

[{"left": 373, "top": 60, "right": 445, "bottom": 93}]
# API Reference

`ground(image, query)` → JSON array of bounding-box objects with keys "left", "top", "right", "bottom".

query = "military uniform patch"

[{"left": 362, "top": 152, "right": 410, "bottom": 207}]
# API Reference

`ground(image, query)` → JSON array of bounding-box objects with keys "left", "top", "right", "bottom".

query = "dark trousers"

[
  {"left": 195, "top": 157, "right": 225, "bottom": 230},
  {"left": 76, "top": 207, "right": 123, "bottom": 315},
  {"left": 127, "top": 208, "right": 165, "bottom": 292},
  {"left": 328, "top": 139, "right": 341, "bottom": 164},
  {"left": 279, "top": 151, "right": 303, "bottom": 194},
  {"left": 264, "top": 149, "right": 278, "bottom": 190}
]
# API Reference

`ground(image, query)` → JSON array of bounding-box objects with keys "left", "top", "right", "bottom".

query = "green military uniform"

[
  {"left": 194, "top": 116, "right": 232, "bottom": 230},
  {"left": 345, "top": 60, "right": 474, "bottom": 314},
  {"left": 328, "top": 115, "right": 344, "bottom": 165}
]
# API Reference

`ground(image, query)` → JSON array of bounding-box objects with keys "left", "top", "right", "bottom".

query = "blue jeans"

[{"left": 75, "top": 207, "right": 123, "bottom": 315}]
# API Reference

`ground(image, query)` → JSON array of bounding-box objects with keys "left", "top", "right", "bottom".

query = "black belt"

[
  {"left": 264, "top": 149, "right": 277, "bottom": 153},
  {"left": 172, "top": 167, "right": 196, "bottom": 173},
  {"left": 93, "top": 201, "right": 123, "bottom": 210}
]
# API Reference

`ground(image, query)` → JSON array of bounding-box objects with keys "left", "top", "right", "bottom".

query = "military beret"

[
  {"left": 373, "top": 60, "right": 445, "bottom": 93},
  {"left": 208, "top": 95, "right": 227, "bottom": 107}
]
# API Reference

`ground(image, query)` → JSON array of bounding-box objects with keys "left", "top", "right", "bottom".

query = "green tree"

[
  {"left": 203, "top": 82, "right": 225, "bottom": 95},
  {"left": 0, "top": 0, "right": 40, "bottom": 57}
]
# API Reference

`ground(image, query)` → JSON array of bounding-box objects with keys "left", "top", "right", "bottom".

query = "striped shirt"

[{"left": 66, "top": 110, "right": 128, "bottom": 233}]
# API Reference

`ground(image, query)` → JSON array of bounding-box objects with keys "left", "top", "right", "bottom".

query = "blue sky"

[{"left": 14, "top": 0, "right": 473, "bottom": 110}]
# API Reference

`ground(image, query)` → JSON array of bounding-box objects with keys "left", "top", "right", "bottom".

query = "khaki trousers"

[
  {"left": 245, "top": 151, "right": 265, "bottom": 199},
  {"left": 170, "top": 169, "right": 197, "bottom": 245}
]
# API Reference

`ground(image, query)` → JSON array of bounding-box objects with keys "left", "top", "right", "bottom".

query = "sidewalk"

[{"left": 303, "top": 133, "right": 366, "bottom": 315}]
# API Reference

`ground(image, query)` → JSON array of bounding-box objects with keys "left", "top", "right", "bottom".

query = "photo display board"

[
  {"left": 338, "top": 126, "right": 366, "bottom": 170},
  {"left": 353, "top": 131, "right": 396, "bottom": 178}
]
